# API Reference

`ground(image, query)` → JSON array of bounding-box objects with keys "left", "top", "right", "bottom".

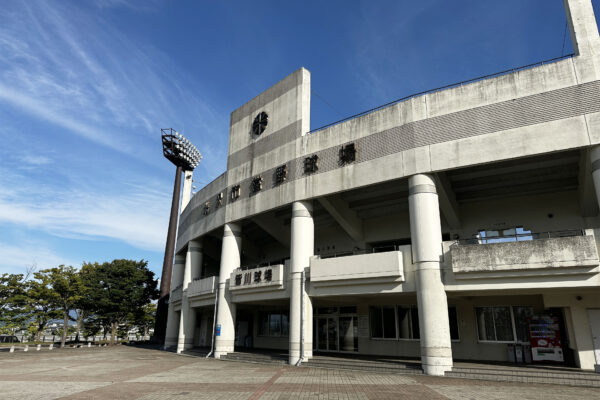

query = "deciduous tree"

[{"left": 80, "top": 259, "right": 158, "bottom": 344}]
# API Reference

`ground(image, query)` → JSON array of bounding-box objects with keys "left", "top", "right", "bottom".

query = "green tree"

[
  {"left": 0, "top": 273, "right": 29, "bottom": 334},
  {"left": 133, "top": 302, "right": 156, "bottom": 340},
  {"left": 37, "top": 266, "right": 84, "bottom": 348},
  {"left": 80, "top": 259, "right": 158, "bottom": 344},
  {"left": 26, "top": 273, "right": 62, "bottom": 341}
]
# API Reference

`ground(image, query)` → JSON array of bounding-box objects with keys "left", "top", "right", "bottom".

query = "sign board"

[{"left": 215, "top": 324, "right": 221, "bottom": 337}]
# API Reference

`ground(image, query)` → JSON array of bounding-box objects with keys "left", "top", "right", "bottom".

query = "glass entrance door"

[{"left": 316, "top": 317, "right": 339, "bottom": 351}]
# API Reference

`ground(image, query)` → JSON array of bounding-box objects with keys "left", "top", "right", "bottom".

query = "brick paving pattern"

[{"left": 0, "top": 346, "right": 599, "bottom": 399}]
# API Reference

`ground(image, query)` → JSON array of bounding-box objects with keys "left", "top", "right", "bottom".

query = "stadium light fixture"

[{"left": 155, "top": 128, "right": 202, "bottom": 343}]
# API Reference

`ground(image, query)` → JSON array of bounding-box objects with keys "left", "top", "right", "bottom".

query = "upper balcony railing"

[
  {"left": 450, "top": 229, "right": 598, "bottom": 278},
  {"left": 187, "top": 276, "right": 217, "bottom": 299},
  {"left": 318, "top": 245, "right": 406, "bottom": 259},
  {"left": 309, "top": 54, "right": 574, "bottom": 135},
  {"left": 170, "top": 286, "right": 183, "bottom": 303},
  {"left": 454, "top": 229, "right": 585, "bottom": 246}
]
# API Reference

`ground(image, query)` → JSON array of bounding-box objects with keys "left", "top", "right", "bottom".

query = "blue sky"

[{"left": 0, "top": 0, "right": 598, "bottom": 280}]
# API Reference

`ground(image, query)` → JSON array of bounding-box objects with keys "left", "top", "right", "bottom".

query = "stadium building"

[{"left": 165, "top": 0, "right": 600, "bottom": 375}]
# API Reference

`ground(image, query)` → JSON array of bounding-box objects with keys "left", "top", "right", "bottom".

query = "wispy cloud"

[
  {"left": 0, "top": 242, "right": 79, "bottom": 275},
  {"left": 0, "top": 1, "right": 226, "bottom": 164},
  {"left": 0, "top": 166, "right": 171, "bottom": 251}
]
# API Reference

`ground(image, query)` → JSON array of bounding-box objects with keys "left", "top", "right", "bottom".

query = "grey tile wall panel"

[{"left": 180, "top": 80, "right": 600, "bottom": 232}]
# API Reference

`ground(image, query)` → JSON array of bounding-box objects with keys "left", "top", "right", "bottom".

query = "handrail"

[
  {"left": 455, "top": 229, "right": 585, "bottom": 246},
  {"left": 239, "top": 260, "right": 286, "bottom": 271},
  {"left": 309, "top": 54, "right": 574, "bottom": 134},
  {"left": 319, "top": 244, "right": 404, "bottom": 259}
]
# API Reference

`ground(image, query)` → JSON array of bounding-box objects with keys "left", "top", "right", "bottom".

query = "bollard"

[
  {"left": 9, "top": 346, "right": 14, "bottom": 353},
  {"left": 49, "top": 344, "right": 53, "bottom": 350},
  {"left": 24, "top": 345, "right": 29, "bottom": 352},
  {"left": 36, "top": 344, "right": 41, "bottom": 351},
  {"left": 88, "top": 342, "right": 91, "bottom": 347}
]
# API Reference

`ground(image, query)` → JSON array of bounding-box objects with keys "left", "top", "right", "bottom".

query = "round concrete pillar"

[
  {"left": 188, "top": 240, "right": 203, "bottom": 280},
  {"left": 408, "top": 174, "right": 453, "bottom": 376},
  {"left": 177, "top": 240, "right": 203, "bottom": 353},
  {"left": 214, "top": 223, "right": 241, "bottom": 358},
  {"left": 172, "top": 254, "right": 186, "bottom": 289},
  {"left": 164, "top": 254, "right": 186, "bottom": 350},
  {"left": 289, "top": 201, "right": 314, "bottom": 365}
]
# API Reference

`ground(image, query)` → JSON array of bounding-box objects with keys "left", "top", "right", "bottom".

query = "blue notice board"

[{"left": 216, "top": 324, "right": 221, "bottom": 336}]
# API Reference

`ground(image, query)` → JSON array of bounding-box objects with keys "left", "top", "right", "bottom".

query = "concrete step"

[
  {"left": 445, "top": 368, "right": 600, "bottom": 388},
  {"left": 302, "top": 357, "right": 423, "bottom": 375},
  {"left": 219, "top": 352, "right": 288, "bottom": 365},
  {"left": 182, "top": 348, "right": 210, "bottom": 357}
]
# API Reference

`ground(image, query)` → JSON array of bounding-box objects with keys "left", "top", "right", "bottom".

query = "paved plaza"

[{"left": 0, "top": 346, "right": 599, "bottom": 399}]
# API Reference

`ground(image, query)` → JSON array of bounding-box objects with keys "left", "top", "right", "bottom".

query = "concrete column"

[
  {"left": 564, "top": 0, "right": 600, "bottom": 83},
  {"left": 181, "top": 170, "right": 193, "bottom": 211},
  {"left": 164, "top": 254, "right": 186, "bottom": 350},
  {"left": 177, "top": 241, "right": 203, "bottom": 353},
  {"left": 408, "top": 174, "right": 453, "bottom": 376},
  {"left": 214, "top": 223, "right": 241, "bottom": 358},
  {"left": 289, "top": 201, "right": 314, "bottom": 365}
]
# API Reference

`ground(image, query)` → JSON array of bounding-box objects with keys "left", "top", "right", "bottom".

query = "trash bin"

[
  {"left": 515, "top": 344, "right": 524, "bottom": 363},
  {"left": 523, "top": 344, "right": 532, "bottom": 363},
  {"left": 507, "top": 344, "right": 516, "bottom": 363}
]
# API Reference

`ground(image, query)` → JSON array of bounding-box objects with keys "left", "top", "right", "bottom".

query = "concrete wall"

[
  {"left": 451, "top": 234, "right": 599, "bottom": 275},
  {"left": 311, "top": 251, "right": 404, "bottom": 285}
]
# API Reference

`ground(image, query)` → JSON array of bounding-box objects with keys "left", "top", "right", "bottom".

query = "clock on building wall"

[{"left": 252, "top": 111, "right": 268, "bottom": 136}]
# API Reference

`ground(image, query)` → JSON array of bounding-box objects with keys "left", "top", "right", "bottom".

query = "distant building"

[{"left": 165, "top": 0, "right": 600, "bottom": 375}]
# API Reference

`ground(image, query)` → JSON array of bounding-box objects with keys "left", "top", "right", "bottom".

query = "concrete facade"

[{"left": 165, "top": 0, "right": 600, "bottom": 376}]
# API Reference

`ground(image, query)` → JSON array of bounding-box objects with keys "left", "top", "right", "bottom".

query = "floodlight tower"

[{"left": 155, "top": 128, "right": 202, "bottom": 343}]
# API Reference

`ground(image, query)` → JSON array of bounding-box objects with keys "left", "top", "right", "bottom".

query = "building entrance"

[{"left": 314, "top": 307, "right": 358, "bottom": 353}]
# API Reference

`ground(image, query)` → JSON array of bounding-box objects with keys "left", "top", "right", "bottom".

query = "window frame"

[
  {"left": 474, "top": 305, "right": 533, "bottom": 344},
  {"left": 257, "top": 310, "right": 290, "bottom": 338}
]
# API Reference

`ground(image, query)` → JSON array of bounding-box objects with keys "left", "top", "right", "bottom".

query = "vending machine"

[{"left": 528, "top": 315, "right": 564, "bottom": 362}]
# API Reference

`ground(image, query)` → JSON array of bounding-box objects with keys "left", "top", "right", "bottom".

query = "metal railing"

[
  {"left": 319, "top": 245, "right": 405, "bottom": 259},
  {"left": 239, "top": 260, "right": 286, "bottom": 271},
  {"left": 309, "top": 54, "right": 574, "bottom": 135},
  {"left": 455, "top": 229, "right": 585, "bottom": 246}
]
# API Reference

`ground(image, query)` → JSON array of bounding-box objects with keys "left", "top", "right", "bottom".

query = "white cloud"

[
  {"left": 0, "top": 242, "right": 79, "bottom": 275},
  {"left": 0, "top": 1, "right": 226, "bottom": 162},
  {"left": 0, "top": 172, "right": 171, "bottom": 252}
]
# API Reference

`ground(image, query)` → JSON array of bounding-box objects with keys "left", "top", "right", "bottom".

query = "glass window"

[
  {"left": 513, "top": 306, "right": 533, "bottom": 342},
  {"left": 475, "top": 306, "right": 532, "bottom": 342},
  {"left": 258, "top": 312, "right": 269, "bottom": 336},
  {"left": 410, "top": 308, "right": 420, "bottom": 339},
  {"left": 281, "top": 312, "right": 289, "bottom": 337},
  {"left": 269, "top": 313, "right": 281, "bottom": 337},
  {"left": 476, "top": 307, "right": 497, "bottom": 341},
  {"left": 396, "top": 306, "right": 419, "bottom": 339},
  {"left": 397, "top": 307, "right": 411, "bottom": 339},
  {"left": 382, "top": 307, "right": 396, "bottom": 338},
  {"left": 493, "top": 307, "right": 513, "bottom": 341},
  {"left": 370, "top": 307, "right": 383, "bottom": 338},
  {"left": 448, "top": 307, "right": 460, "bottom": 340}
]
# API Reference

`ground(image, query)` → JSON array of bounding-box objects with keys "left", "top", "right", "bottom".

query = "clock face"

[{"left": 252, "top": 111, "right": 268, "bottom": 136}]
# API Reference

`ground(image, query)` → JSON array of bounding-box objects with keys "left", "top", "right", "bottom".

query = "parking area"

[{"left": 0, "top": 346, "right": 599, "bottom": 399}]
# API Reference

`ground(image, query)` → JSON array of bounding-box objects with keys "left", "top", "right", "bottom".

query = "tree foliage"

[
  {"left": 1, "top": 260, "right": 158, "bottom": 344},
  {"left": 0, "top": 273, "right": 29, "bottom": 333},
  {"left": 80, "top": 259, "right": 159, "bottom": 343},
  {"left": 37, "top": 266, "right": 84, "bottom": 347}
]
